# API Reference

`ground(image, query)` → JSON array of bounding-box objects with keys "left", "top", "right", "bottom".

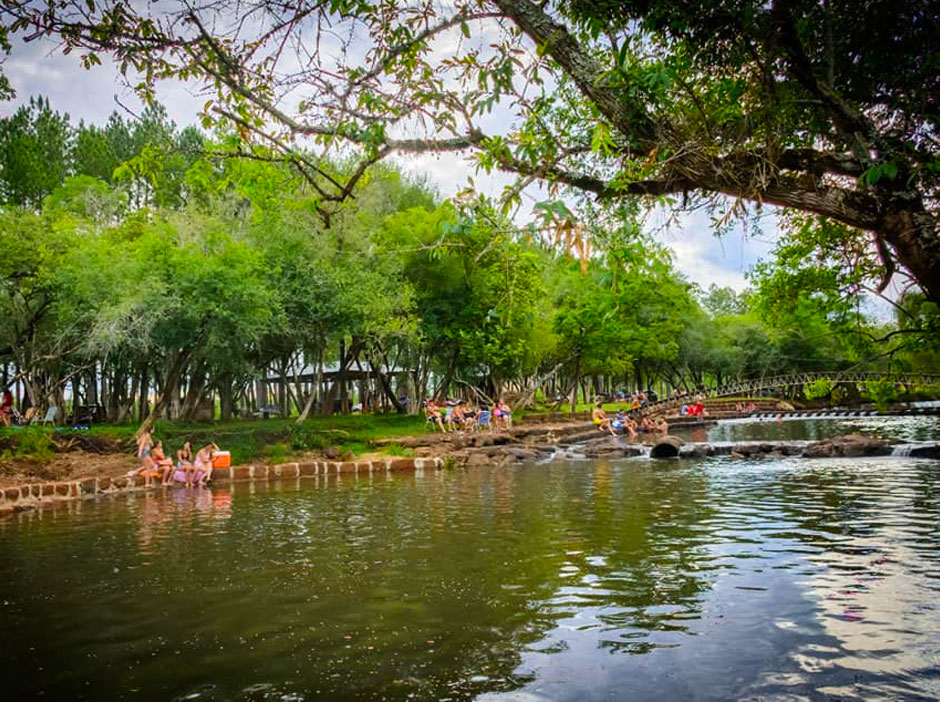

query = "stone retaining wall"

[{"left": 0, "top": 456, "right": 444, "bottom": 519}]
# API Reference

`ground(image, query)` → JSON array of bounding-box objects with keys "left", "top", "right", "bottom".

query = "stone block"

[
  {"left": 212, "top": 467, "right": 232, "bottom": 481},
  {"left": 31, "top": 484, "right": 43, "bottom": 498},
  {"left": 336, "top": 461, "right": 356, "bottom": 473},
  {"left": 55, "top": 483, "right": 71, "bottom": 496},
  {"left": 298, "top": 461, "right": 317, "bottom": 476},
  {"left": 389, "top": 458, "right": 415, "bottom": 472},
  {"left": 112, "top": 476, "right": 128, "bottom": 489},
  {"left": 98, "top": 477, "right": 111, "bottom": 491},
  {"left": 42, "top": 484, "right": 56, "bottom": 496},
  {"left": 80, "top": 479, "right": 97, "bottom": 495},
  {"left": 4, "top": 487, "right": 20, "bottom": 501},
  {"left": 252, "top": 465, "right": 269, "bottom": 480},
  {"left": 278, "top": 463, "right": 299, "bottom": 478},
  {"left": 231, "top": 466, "right": 250, "bottom": 480}
]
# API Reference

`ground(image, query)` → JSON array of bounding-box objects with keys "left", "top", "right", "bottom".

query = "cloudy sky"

[{"left": 2, "top": 35, "right": 778, "bottom": 292}]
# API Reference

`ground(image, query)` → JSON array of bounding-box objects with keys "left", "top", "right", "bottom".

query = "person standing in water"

[{"left": 136, "top": 428, "right": 155, "bottom": 487}]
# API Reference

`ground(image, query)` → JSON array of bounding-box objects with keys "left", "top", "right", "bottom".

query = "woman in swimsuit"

[
  {"left": 177, "top": 441, "right": 195, "bottom": 487},
  {"left": 498, "top": 400, "right": 512, "bottom": 429},
  {"left": 136, "top": 428, "right": 155, "bottom": 486},
  {"left": 425, "top": 399, "right": 446, "bottom": 433},
  {"left": 152, "top": 440, "right": 174, "bottom": 485},
  {"left": 194, "top": 443, "right": 219, "bottom": 487}
]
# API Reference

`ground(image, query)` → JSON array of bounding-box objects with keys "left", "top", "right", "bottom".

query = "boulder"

[
  {"left": 465, "top": 452, "right": 491, "bottom": 467},
  {"left": 649, "top": 435, "right": 684, "bottom": 459},
  {"left": 507, "top": 447, "right": 539, "bottom": 461},
  {"left": 680, "top": 445, "right": 711, "bottom": 459},
  {"left": 802, "top": 434, "right": 892, "bottom": 458},
  {"left": 910, "top": 444, "right": 940, "bottom": 459}
]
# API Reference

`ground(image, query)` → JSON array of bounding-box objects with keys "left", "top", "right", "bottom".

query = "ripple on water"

[{"left": 0, "top": 446, "right": 939, "bottom": 701}]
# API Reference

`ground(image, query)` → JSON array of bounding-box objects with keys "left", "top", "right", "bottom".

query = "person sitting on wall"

[
  {"left": 151, "top": 440, "right": 174, "bottom": 485},
  {"left": 656, "top": 418, "right": 670, "bottom": 434},
  {"left": 592, "top": 403, "right": 615, "bottom": 436},
  {"left": 613, "top": 410, "right": 637, "bottom": 439},
  {"left": 177, "top": 441, "right": 195, "bottom": 487},
  {"left": 194, "top": 442, "right": 219, "bottom": 487}
]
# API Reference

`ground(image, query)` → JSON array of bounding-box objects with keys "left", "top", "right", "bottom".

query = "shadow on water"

[{"left": 0, "top": 432, "right": 938, "bottom": 701}]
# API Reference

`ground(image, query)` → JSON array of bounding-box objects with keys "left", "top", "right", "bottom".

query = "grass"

[{"left": 1, "top": 413, "right": 432, "bottom": 465}]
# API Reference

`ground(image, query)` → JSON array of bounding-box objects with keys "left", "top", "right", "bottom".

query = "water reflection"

[
  {"left": 0, "top": 448, "right": 938, "bottom": 701},
  {"left": 135, "top": 487, "right": 233, "bottom": 552}
]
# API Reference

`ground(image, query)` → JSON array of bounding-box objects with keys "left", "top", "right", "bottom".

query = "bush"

[
  {"left": 1, "top": 428, "right": 56, "bottom": 463},
  {"left": 288, "top": 424, "right": 332, "bottom": 452},
  {"left": 803, "top": 378, "right": 834, "bottom": 401},
  {"left": 863, "top": 379, "right": 899, "bottom": 412},
  {"left": 262, "top": 442, "right": 291, "bottom": 463}
]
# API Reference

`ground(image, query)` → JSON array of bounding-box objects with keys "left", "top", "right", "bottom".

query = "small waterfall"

[{"left": 892, "top": 444, "right": 915, "bottom": 457}]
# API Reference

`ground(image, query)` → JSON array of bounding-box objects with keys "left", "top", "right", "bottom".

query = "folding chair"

[{"left": 38, "top": 406, "right": 58, "bottom": 426}]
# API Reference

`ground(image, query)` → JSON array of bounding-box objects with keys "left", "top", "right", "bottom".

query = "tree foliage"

[{"left": 3, "top": 0, "right": 936, "bottom": 301}]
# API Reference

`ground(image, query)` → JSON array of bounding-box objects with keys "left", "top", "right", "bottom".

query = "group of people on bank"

[
  {"left": 424, "top": 398, "right": 512, "bottom": 433},
  {"left": 592, "top": 403, "right": 669, "bottom": 438},
  {"left": 135, "top": 428, "right": 221, "bottom": 488}
]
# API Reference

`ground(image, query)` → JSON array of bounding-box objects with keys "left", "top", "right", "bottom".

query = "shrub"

[
  {"left": 863, "top": 379, "right": 898, "bottom": 412},
  {"left": 1, "top": 428, "right": 56, "bottom": 463},
  {"left": 803, "top": 378, "right": 834, "bottom": 402}
]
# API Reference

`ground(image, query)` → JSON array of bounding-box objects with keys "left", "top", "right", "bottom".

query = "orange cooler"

[{"left": 212, "top": 450, "right": 231, "bottom": 468}]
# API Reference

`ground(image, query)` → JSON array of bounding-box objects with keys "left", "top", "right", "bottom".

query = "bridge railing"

[{"left": 645, "top": 371, "right": 940, "bottom": 414}]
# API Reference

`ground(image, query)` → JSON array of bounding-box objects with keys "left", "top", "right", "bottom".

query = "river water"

[{"left": 1, "top": 418, "right": 938, "bottom": 701}]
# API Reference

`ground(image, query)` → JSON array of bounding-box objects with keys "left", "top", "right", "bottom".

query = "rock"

[
  {"left": 466, "top": 452, "right": 491, "bottom": 467},
  {"left": 649, "top": 435, "right": 683, "bottom": 459},
  {"left": 581, "top": 437, "right": 622, "bottom": 456},
  {"left": 325, "top": 446, "right": 341, "bottom": 459},
  {"left": 414, "top": 447, "right": 432, "bottom": 457},
  {"left": 802, "top": 433, "right": 892, "bottom": 458},
  {"left": 680, "top": 445, "right": 710, "bottom": 459},
  {"left": 507, "top": 447, "right": 538, "bottom": 461},
  {"left": 910, "top": 445, "right": 940, "bottom": 459}
]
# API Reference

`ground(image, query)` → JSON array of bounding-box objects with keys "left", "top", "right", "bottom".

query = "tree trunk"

[
  {"left": 369, "top": 347, "right": 407, "bottom": 413},
  {"left": 180, "top": 365, "right": 208, "bottom": 421},
  {"left": 137, "top": 349, "right": 191, "bottom": 437},
  {"left": 569, "top": 351, "right": 580, "bottom": 414},
  {"left": 218, "top": 374, "right": 234, "bottom": 422}
]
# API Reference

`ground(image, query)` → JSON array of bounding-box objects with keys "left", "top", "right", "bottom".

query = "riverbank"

[{"left": 5, "top": 404, "right": 938, "bottom": 518}]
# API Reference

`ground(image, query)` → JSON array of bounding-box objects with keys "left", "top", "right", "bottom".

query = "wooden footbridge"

[{"left": 647, "top": 371, "right": 940, "bottom": 415}]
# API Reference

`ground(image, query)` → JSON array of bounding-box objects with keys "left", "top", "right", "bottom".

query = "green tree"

[
  {"left": 8, "top": 0, "right": 937, "bottom": 300},
  {"left": 0, "top": 96, "right": 72, "bottom": 208}
]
